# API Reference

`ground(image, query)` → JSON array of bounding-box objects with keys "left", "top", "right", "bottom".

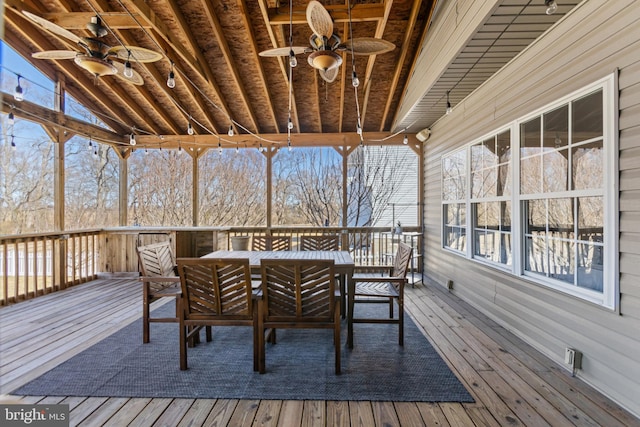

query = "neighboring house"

[{"left": 418, "top": 0, "right": 640, "bottom": 418}]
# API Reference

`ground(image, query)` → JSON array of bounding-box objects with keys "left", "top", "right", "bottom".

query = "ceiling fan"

[
  {"left": 259, "top": 1, "right": 395, "bottom": 83},
  {"left": 22, "top": 11, "right": 163, "bottom": 85}
]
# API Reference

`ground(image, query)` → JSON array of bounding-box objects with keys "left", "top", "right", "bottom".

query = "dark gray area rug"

[{"left": 14, "top": 303, "right": 473, "bottom": 402}]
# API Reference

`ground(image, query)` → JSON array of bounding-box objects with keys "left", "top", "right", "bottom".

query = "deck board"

[{"left": 1, "top": 277, "right": 639, "bottom": 426}]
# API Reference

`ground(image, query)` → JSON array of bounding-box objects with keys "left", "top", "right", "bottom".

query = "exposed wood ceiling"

[{"left": 2, "top": 0, "right": 579, "bottom": 152}]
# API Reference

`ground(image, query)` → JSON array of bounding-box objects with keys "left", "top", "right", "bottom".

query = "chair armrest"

[
  {"left": 139, "top": 276, "right": 181, "bottom": 283},
  {"left": 353, "top": 265, "right": 394, "bottom": 276},
  {"left": 352, "top": 276, "right": 406, "bottom": 284}
]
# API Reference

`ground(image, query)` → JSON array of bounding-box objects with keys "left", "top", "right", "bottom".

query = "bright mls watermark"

[{"left": 1, "top": 404, "right": 69, "bottom": 426}]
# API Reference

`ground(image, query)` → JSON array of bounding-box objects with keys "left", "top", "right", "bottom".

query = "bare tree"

[{"left": 199, "top": 149, "right": 266, "bottom": 226}]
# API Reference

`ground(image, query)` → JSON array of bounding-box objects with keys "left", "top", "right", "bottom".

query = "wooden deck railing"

[
  {"left": 0, "top": 226, "right": 422, "bottom": 305},
  {"left": 0, "top": 230, "right": 101, "bottom": 305}
]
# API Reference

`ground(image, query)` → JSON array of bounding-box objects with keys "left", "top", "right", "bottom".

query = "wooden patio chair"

[
  {"left": 137, "top": 241, "right": 182, "bottom": 344},
  {"left": 251, "top": 235, "right": 292, "bottom": 251},
  {"left": 258, "top": 258, "right": 341, "bottom": 374},
  {"left": 176, "top": 257, "right": 259, "bottom": 371},
  {"left": 299, "top": 235, "right": 340, "bottom": 251},
  {"left": 347, "top": 241, "right": 413, "bottom": 348}
]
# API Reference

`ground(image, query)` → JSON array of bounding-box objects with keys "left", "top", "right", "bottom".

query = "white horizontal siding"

[{"left": 423, "top": 0, "right": 640, "bottom": 418}]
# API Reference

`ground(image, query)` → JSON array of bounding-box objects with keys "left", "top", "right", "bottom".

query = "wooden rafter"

[
  {"left": 126, "top": 0, "right": 235, "bottom": 132},
  {"left": 197, "top": 0, "right": 260, "bottom": 133}
]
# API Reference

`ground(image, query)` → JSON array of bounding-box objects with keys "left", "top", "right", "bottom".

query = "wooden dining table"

[{"left": 204, "top": 250, "right": 355, "bottom": 316}]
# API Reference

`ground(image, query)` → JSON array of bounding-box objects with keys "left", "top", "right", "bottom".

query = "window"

[
  {"left": 442, "top": 150, "right": 467, "bottom": 253},
  {"left": 441, "top": 75, "right": 616, "bottom": 308},
  {"left": 470, "top": 130, "right": 512, "bottom": 266}
]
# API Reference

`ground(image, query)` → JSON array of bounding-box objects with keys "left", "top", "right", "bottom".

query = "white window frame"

[{"left": 441, "top": 74, "right": 618, "bottom": 309}]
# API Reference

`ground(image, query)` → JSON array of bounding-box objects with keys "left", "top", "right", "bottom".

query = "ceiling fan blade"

[
  {"left": 340, "top": 38, "right": 396, "bottom": 55},
  {"left": 307, "top": 0, "right": 334, "bottom": 39},
  {"left": 259, "top": 46, "right": 308, "bottom": 57},
  {"left": 112, "top": 61, "right": 144, "bottom": 85},
  {"left": 108, "top": 46, "right": 163, "bottom": 63},
  {"left": 319, "top": 67, "right": 339, "bottom": 83},
  {"left": 22, "top": 11, "right": 82, "bottom": 44},
  {"left": 32, "top": 50, "right": 78, "bottom": 60}
]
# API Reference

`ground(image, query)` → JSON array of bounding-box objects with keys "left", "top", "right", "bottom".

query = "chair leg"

[
  {"left": 334, "top": 302, "right": 341, "bottom": 375},
  {"left": 143, "top": 287, "right": 150, "bottom": 344},
  {"left": 389, "top": 297, "right": 394, "bottom": 318},
  {"left": 347, "top": 292, "right": 355, "bottom": 349},
  {"left": 180, "top": 322, "right": 188, "bottom": 370},
  {"left": 258, "top": 305, "right": 266, "bottom": 374},
  {"left": 398, "top": 296, "right": 404, "bottom": 346},
  {"left": 206, "top": 326, "right": 213, "bottom": 342}
]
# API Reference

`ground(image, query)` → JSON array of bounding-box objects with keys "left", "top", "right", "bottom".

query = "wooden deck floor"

[{"left": 1, "top": 277, "right": 639, "bottom": 427}]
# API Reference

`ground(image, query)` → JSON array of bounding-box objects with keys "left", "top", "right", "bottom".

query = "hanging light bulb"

[
  {"left": 93, "top": 148, "right": 98, "bottom": 156},
  {"left": 288, "top": 138, "right": 292, "bottom": 151},
  {"left": 88, "top": 138, "right": 93, "bottom": 150},
  {"left": 178, "top": 142, "right": 182, "bottom": 151},
  {"left": 8, "top": 111, "right": 15, "bottom": 125},
  {"left": 289, "top": 49, "right": 297, "bottom": 68},
  {"left": 545, "top": 0, "right": 558, "bottom": 15},
  {"left": 356, "top": 118, "right": 362, "bottom": 135},
  {"left": 228, "top": 124, "right": 234, "bottom": 137},
  {"left": 129, "top": 133, "right": 136, "bottom": 146},
  {"left": 218, "top": 136, "right": 223, "bottom": 154},
  {"left": 446, "top": 91, "right": 452, "bottom": 115},
  {"left": 287, "top": 115, "right": 294, "bottom": 130},
  {"left": 352, "top": 71, "right": 360, "bottom": 88},
  {"left": 167, "top": 62, "right": 176, "bottom": 88},
  {"left": 236, "top": 145, "right": 239, "bottom": 154},
  {"left": 403, "top": 134, "right": 408, "bottom": 145},
  {"left": 124, "top": 52, "right": 134, "bottom": 78},
  {"left": 11, "top": 135, "right": 16, "bottom": 150},
  {"left": 14, "top": 76, "right": 24, "bottom": 102},
  {"left": 187, "top": 121, "right": 194, "bottom": 136}
]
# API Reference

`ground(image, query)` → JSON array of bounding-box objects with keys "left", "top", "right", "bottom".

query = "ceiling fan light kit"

[
  {"left": 259, "top": 0, "right": 395, "bottom": 83},
  {"left": 22, "top": 10, "right": 162, "bottom": 85}
]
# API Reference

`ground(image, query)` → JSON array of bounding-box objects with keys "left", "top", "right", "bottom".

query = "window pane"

[
  {"left": 548, "top": 238, "right": 575, "bottom": 284},
  {"left": 486, "top": 202, "right": 500, "bottom": 230},
  {"left": 521, "top": 117, "right": 541, "bottom": 154},
  {"left": 572, "top": 141, "right": 603, "bottom": 190},
  {"left": 475, "top": 203, "right": 487, "bottom": 228},
  {"left": 521, "top": 156, "right": 541, "bottom": 194},
  {"left": 483, "top": 169, "right": 498, "bottom": 198},
  {"left": 445, "top": 227, "right": 466, "bottom": 251},
  {"left": 471, "top": 143, "right": 484, "bottom": 173},
  {"left": 543, "top": 149, "right": 568, "bottom": 192},
  {"left": 525, "top": 236, "right": 547, "bottom": 275},
  {"left": 474, "top": 230, "right": 490, "bottom": 259},
  {"left": 471, "top": 171, "right": 483, "bottom": 199},
  {"left": 548, "top": 198, "right": 574, "bottom": 239},
  {"left": 525, "top": 199, "right": 546, "bottom": 235},
  {"left": 573, "top": 90, "right": 603, "bottom": 143},
  {"left": 543, "top": 105, "right": 569, "bottom": 150},
  {"left": 577, "top": 242, "right": 603, "bottom": 292},
  {"left": 445, "top": 203, "right": 466, "bottom": 226},
  {"left": 500, "top": 233, "right": 513, "bottom": 265},
  {"left": 483, "top": 137, "right": 498, "bottom": 168},
  {"left": 497, "top": 130, "right": 511, "bottom": 164},
  {"left": 498, "top": 163, "right": 511, "bottom": 196},
  {"left": 500, "top": 201, "right": 511, "bottom": 230},
  {"left": 578, "top": 197, "right": 603, "bottom": 240}
]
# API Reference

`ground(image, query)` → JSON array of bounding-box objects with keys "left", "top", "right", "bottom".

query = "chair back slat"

[
  {"left": 300, "top": 235, "right": 340, "bottom": 251},
  {"left": 252, "top": 235, "right": 292, "bottom": 251},
  {"left": 260, "top": 259, "right": 335, "bottom": 321},
  {"left": 177, "top": 258, "right": 253, "bottom": 320},
  {"left": 392, "top": 242, "right": 413, "bottom": 279},
  {"left": 137, "top": 241, "right": 177, "bottom": 277}
]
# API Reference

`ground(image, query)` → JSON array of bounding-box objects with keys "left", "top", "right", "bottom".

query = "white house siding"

[{"left": 423, "top": 0, "right": 640, "bottom": 418}]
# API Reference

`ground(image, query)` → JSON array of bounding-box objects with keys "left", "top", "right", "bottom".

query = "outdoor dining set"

[{"left": 136, "top": 235, "right": 413, "bottom": 375}]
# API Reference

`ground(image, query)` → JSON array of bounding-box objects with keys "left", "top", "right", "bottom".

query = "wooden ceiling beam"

[
  {"left": 380, "top": 0, "right": 426, "bottom": 132},
  {"left": 2, "top": 92, "right": 127, "bottom": 144},
  {"left": 126, "top": 0, "right": 235, "bottom": 132},
  {"left": 237, "top": 0, "right": 279, "bottom": 132},
  {"left": 197, "top": 0, "right": 260, "bottom": 133},
  {"left": 258, "top": 0, "right": 299, "bottom": 133},
  {"left": 37, "top": 12, "right": 148, "bottom": 30},
  {"left": 268, "top": 3, "right": 386, "bottom": 25},
  {"left": 360, "top": 0, "right": 393, "bottom": 128},
  {"left": 90, "top": 0, "right": 182, "bottom": 135},
  {"left": 136, "top": 132, "right": 417, "bottom": 149}
]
